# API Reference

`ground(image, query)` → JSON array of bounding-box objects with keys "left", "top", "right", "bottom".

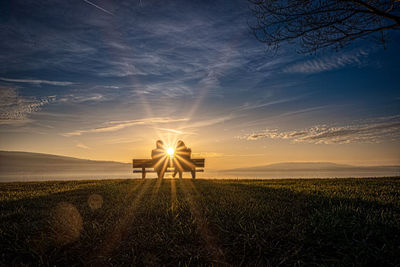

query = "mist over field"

[{"left": 1, "top": 151, "right": 398, "bottom": 182}]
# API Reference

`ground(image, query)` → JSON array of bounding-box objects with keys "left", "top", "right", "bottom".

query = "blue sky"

[{"left": 0, "top": 0, "right": 399, "bottom": 168}]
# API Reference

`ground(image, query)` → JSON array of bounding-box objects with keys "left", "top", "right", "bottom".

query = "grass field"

[{"left": 1, "top": 178, "right": 399, "bottom": 266}]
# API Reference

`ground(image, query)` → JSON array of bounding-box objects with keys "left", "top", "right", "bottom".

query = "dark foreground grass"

[{"left": 1, "top": 178, "right": 399, "bottom": 266}]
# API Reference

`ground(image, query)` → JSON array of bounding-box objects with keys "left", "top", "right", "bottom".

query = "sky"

[{"left": 0, "top": 0, "right": 399, "bottom": 169}]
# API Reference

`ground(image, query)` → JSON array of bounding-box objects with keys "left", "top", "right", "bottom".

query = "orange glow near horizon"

[{"left": 1, "top": 121, "right": 399, "bottom": 170}]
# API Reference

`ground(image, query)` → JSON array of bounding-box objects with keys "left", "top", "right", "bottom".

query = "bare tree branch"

[{"left": 249, "top": 0, "right": 400, "bottom": 53}]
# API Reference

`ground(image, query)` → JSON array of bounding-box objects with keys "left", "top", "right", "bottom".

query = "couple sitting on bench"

[
  {"left": 132, "top": 141, "right": 204, "bottom": 179},
  {"left": 151, "top": 140, "right": 193, "bottom": 179}
]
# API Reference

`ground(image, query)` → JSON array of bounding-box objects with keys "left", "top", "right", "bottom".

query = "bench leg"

[
  {"left": 157, "top": 170, "right": 165, "bottom": 179},
  {"left": 173, "top": 170, "right": 182, "bottom": 179},
  {"left": 191, "top": 169, "right": 196, "bottom": 179},
  {"left": 141, "top": 168, "right": 146, "bottom": 179}
]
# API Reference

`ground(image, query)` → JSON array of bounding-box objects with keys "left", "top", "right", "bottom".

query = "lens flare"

[{"left": 167, "top": 147, "right": 174, "bottom": 156}]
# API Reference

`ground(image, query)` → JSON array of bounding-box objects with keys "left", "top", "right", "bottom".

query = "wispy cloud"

[
  {"left": 0, "top": 1, "right": 272, "bottom": 102},
  {"left": 83, "top": 0, "right": 114, "bottom": 15},
  {"left": 76, "top": 143, "right": 90, "bottom": 149},
  {"left": 283, "top": 49, "right": 369, "bottom": 74},
  {"left": 238, "top": 116, "right": 400, "bottom": 144},
  {"left": 103, "top": 137, "right": 143, "bottom": 145},
  {"left": 141, "top": 81, "right": 196, "bottom": 97},
  {"left": 57, "top": 93, "right": 105, "bottom": 103},
  {"left": 0, "top": 77, "right": 75, "bottom": 86},
  {"left": 63, "top": 117, "right": 189, "bottom": 136},
  {"left": 180, "top": 115, "right": 235, "bottom": 129},
  {"left": 153, "top": 127, "right": 185, "bottom": 135},
  {"left": 192, "top": 152, "right": 224, "bottom": 158},
  {"left": 64, "top": 115, "right": 234, "bottom": 137},
  {"left": 0, "top": 86, "right": 55, "bottom": 125},
  {"left": 192, "top": 152, "right": 265, "bottom": 158},
  {"left": 237, "top": 96, "right": 302, "bottom": 111}
]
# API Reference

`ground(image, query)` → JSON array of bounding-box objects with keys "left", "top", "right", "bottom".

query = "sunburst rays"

[
  {"left": 179, "top": 180, "right": 227, "bottom": 264},
  {"left": 87, "top": 180, "right": 151, "bottom": 264},
  {"left": 150, "top": 141, "right": 196, "bottom": 178}
]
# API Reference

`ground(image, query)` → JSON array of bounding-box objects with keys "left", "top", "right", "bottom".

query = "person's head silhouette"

[
  {"left": 156, "top": 140, "right": 164, "bottom": 149},
  {"left": 176, "top": 140, "right": 186, "bottom": 150}
]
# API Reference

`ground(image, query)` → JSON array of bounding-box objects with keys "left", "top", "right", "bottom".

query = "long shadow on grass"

[
  {"left": 107, "top": 179, "right": 223, "bottom": 266},
  {"left": 190, "top": 180, "right": 400, "bottom": 266}
]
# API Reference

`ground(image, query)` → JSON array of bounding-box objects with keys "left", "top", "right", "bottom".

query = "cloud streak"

[
  {"left": 283, "top": 50, "right": 369, "bottom": 74},
  {"left": 238, "top": 117, "right": 400, "bottom": 144},
  {"left": 192, "top": 152, "right": 265, "bottom": 158},
  {"left": 153, "top": 127, "right": 186, "bottom": 135},
  {"left": 83, "top": 0, "right": 114, "bottom": 15},
  {"left": 57, "top": 93, "right": 105, "bottom": 103},
  {"left": 237, "top": 96, "right": 303, "bottom": 111},
  {"left": 63, "top": 117, "right": 189, "bottom": 136},
  {"left": 76, "top": 143, "right": 90, "bottom": 149},
  {"left": 180, "top": 115, "right": 234, "bottom": 129},
  {"left": 0, "top": 77, "right": 75, "bottom": 86}
]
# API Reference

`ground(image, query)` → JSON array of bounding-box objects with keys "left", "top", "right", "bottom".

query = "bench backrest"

[
  {"left": 132, "top": 159, "right": 153, "bottom": 168},
  {"left": 132, "top": 158, "right": 205, "bottom": 168},
  {"left": 191, "top": 158, "right": 205, "bottom": 167}
]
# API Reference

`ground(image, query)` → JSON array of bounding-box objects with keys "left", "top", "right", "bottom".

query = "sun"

[{"left": 167, "top": 147, "right": 174, "bottom": 156}]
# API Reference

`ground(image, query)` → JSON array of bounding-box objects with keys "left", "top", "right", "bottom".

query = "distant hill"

[
  {"left": 0, "top": 151, "right": 131, "bottom": 175},
  {"left": 224, "top": 162, "right": 400, "bottom": 173}
]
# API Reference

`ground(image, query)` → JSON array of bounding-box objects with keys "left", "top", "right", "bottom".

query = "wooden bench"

[{"left": 132, "top": 158, "right": 205, "bottom": 179}]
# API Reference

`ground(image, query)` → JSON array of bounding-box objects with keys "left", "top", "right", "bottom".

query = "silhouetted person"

[
  {"left": 173, "top": 140, "right": 192, "bottom": 179},
  {"left": 151, "top": 140, "right": 167, "bottom": 179}
]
